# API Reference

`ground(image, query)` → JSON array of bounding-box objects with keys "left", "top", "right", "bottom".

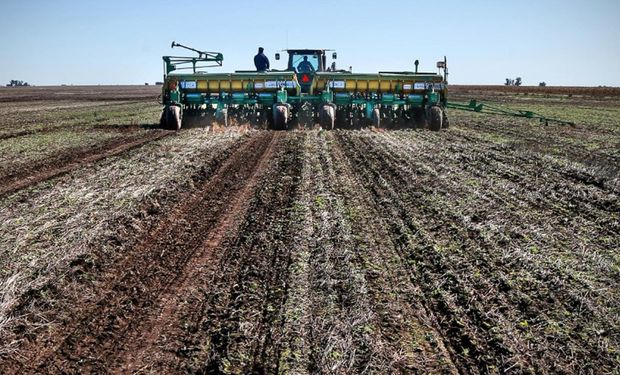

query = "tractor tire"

[
  {"left": 272, "top": 104, "right": 289, "bottom": 130},
  {"left": 216, "top": 108, "right": 228, "bottom": 127},
  {"left": 192, "top": 111, "right": 215, "bottom": 129},
  {"left": 160, "top": 106, "right": 182, "bottom": 131},
  {"left": 319, "top": 103, "right": 336, "bottom": 130},
  {"left": 182, "top": 109, "right": 210, "bottom": 129},
  {"left": 429, "top": 106, "right": 443, "bottom": 131},
  {"left": 442, "top": 109, "right": 450, "bottom": 129},
  {"left": 159, "top": 110, "right": 166, "bottom": 128},
  {"left": 372, "top": 108, "right": 381, "bottom": 128}
]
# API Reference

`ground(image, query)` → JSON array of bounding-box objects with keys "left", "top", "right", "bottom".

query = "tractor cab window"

[{"left": 292, "top": 53, "right": 319, "bottom": 73}]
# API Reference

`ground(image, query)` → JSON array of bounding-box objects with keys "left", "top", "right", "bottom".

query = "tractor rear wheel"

[
  {"left": 429, "top": 106, "right": 443, "bottom": 131},
  {"left": 160, "top": 106, "right": 182, "bottom": 131},
  {"left": 372, "top": 108, "right": 381, "bottom": 128},
  {"left": 442, "top": 109, "right": 450, "bottom": 129},
  {"left": 216, "top": 108, "right": 228, "bottom": 127},
  {"left": 319, "top": 103, "right": 336, "bottom": 130},
  {"left": 272, "top": 104, "right": 289, "bottom": 130}
]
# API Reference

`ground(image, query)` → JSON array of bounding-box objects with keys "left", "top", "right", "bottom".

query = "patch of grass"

[
  {"left": 0, "top": 101, "right": 161, "bottom": 137},
  {"left": 0, "top": 129, "right": 130, "bottom": 177}
]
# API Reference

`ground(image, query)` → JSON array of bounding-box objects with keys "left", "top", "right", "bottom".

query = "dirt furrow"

[
  {"left": 113, "top": 131, "right": 282, "bottom": 372},
  {"left": 0, "top": 122, "right": 146, "bottom": 141},
  {"left": 0, "top": 127, "right": 59, "bottom": 140},
  {"left": 131, "top": 133, "right": 304, "bottom": 373},
  {"left": 0, "top": 130, "right": 171, "bottom": 197},
  {"left": 1, "top": 131, "right": 275, "bottom": 373}
]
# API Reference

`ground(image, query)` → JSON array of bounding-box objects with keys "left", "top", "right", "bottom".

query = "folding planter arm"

[
  {"left": 163, "top": 41, "right": 223, "bottom": 75},
  {"left": 446, "top": 100, "right": 575, "bottom": 126}
]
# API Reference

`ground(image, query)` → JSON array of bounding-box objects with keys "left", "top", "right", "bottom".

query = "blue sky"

[{"left": 0, "top": 0, "right": 618, "bottom": 86}]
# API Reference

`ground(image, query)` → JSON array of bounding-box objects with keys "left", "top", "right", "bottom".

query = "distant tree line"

[
  {"left": 6, "top": 80, "right": 30, "bottom": 87},
  {"left": 504, "top": 77, "right": 548, "bottom": 87},
  {"left": 505, "top": 77, "right": 522, "bottom": 86}
]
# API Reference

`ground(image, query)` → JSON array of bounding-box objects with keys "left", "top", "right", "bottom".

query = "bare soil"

[{"left": 0, "top": 85, "right": 160, "bottom": 102}]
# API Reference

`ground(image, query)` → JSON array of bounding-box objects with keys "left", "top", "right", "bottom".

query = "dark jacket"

[{"left": 254, "top": 53, "right": 270, "bottom": 71}]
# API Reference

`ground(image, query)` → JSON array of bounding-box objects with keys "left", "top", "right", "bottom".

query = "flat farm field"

[{"left": 0, "top": 85, "right": 618, "bottom": 374}]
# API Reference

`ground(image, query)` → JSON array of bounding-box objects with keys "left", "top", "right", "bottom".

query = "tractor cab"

[{"left": 276, "top": 49, "right": 336, "bottom": 93}]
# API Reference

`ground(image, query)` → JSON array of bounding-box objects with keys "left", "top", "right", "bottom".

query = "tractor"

[{"left": 159, "top": 42, "right": 449, "bottom": 131}]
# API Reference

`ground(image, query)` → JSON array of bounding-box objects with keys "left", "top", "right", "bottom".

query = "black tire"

[
  {"left": 442, "top": 109, "right": 450, "bottom": 129},
  {"left": 159, "top": 110, "right": 166, "bottom": 128},
  {"left": 429, "top": 106, "right": 443, "bottom": 131},
  {"left": 372, "top": 108, "right": 381, "bottom": 128},
  {"left": 216, "top": 108, "right": 228, "bottom": 127},
  {"left": 319, "top": 104, "right": 336, "bottom": 130},
  {"left": 181, "top": 110, "right": 194, "bottom": 128},
  {"left": 181, "top": 109, "right": 204, "bottom": 129},
  {"left": 161, "top": 106, "right": 182, "bottom": 130},
  {"left": 272, "top": 104, "right": 288, "bottom": 130}
]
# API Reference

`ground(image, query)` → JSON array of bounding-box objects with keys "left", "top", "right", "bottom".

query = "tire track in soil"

[
  {"left": 0, "top": 122, "right": 145, "bottom": 141},
  {"left": 0, "top": 130, "right": 171, "bottom": 197},
  {"left": 113, "top": 130, "right": 282, "bottom": 372},
  {"left": 1, "top": 131, "right": 276, "bottom": 374},
  {"left": 0, "top": 133, "right": 248, "bottom": 367},
  {"left": 0, "top": 127, "right": 62, "bottom": 140},
  {"left": 176, "top": 133, "right": 304, "bottom": 374}
]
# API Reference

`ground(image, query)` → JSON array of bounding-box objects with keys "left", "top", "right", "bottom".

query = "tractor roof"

[{"left": 285, "top": 49, "right": 333, "bottom": 53}]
